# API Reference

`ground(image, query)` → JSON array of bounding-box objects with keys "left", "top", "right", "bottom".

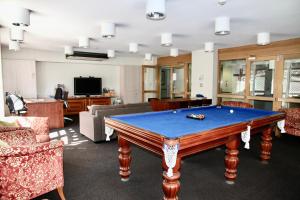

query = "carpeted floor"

[{"left": 35, "top": 116, "right": 300, "bottom": 200}]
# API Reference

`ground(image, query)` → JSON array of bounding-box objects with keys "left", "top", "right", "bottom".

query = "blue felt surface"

[{"left": 111, "top": 105, "right": 279, "bottom": 138}]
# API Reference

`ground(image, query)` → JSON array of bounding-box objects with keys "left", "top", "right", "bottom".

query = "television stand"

[{"left": 64, "top": 96, "right": 111, "bottom": 115}]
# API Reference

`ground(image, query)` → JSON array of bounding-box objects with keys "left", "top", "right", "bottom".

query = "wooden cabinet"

[
  {"left": 25, "top": 99, "right": 64, "bottom": 129},
  {"left": 150, "top": 98, "right": 212, "bottom": 111},
  {"left": 64, "top": 96, "right": 111, "bottom": 115}
]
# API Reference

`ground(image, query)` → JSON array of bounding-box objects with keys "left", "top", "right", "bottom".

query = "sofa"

[{"left": 79, "top": 103, "right": 152, "bottom": 142}]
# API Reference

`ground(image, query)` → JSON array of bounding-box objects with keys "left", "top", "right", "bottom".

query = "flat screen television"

[{"left": 74, "top": 77, "right": 102, "bottom": 96}]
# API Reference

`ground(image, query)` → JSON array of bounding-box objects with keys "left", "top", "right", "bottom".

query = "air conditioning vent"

[{"left": 66, "top": 51, "right": 109, "bottom": 61}]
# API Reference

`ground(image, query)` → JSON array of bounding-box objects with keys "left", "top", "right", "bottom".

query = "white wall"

[
  {"left": 2, "top": 47, "right": 144, "bottom": 100},
  {"left": 36, "top": 61, "right": 120, "bottom": 98},
  {"left": 2, "top": 59, "right": 37, "bottom": 98},
  {"left": 191, "top": 50, "right": 216, "bottom": 103},
  {"left": 0, "top": 38, "right": 4, "bottom": 116},
  {"left": 120, "top": 66, "right": 142, "bottom": 104}
]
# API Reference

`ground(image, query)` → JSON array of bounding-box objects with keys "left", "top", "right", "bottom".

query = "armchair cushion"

[
  {"left": 0, "top": 120, "right": 19, "bottom": 127},
  {"left": 0, "top": 117, "right": 50, "bottom": 143},
  {"left": 0, "top": 128, "right": 36, "bottom": 146}
]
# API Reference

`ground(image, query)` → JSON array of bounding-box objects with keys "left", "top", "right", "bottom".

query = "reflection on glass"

[
  {"left": 144, "top": 67, "right": 157, "bottom": 90},
  {"left": 220, "top": 60, "right": 246, "bottom": 95},
  {"left": 253, "top": 100, "right": 273, "bottom": 111},
  {"left": 173, "top": 67, "right": 184, "bottom": 96},
  {"left": 144, "top": 93, "right": 157, "bottom": 102},
  {"left": 160, "top": 67, "right": 171, "bottom": 99},
  {"left": 250, "top": 60, "right": 275, "bottom": 97},
  {"left": 188, "top": 64, "right": 192, "bottom": 92},
  {"left": 283, "top": 58, "right": 300, "bottom": 98}
]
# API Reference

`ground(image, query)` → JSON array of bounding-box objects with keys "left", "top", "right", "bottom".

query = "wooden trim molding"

[
  {"left": 157, "top": 54, "right": 191, "bottom": 66},
  {"left": 217, "top": 94, "right": 245, "bottom": 99}
]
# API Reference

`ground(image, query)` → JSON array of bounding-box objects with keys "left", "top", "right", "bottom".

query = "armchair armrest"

[{"left": 0, "top": 140, "right": 64, "bottom": 157}]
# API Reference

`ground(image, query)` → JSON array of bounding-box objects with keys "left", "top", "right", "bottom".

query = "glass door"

[
  {"left": 248, "top": 59, "right": 276, "bottom": 110},
  {"left": 172, "top": 66, "right": 185, "bottom": 98},
  {"left": 142, "top": 65, "right": 158, "bottom": 102},
  {"left": 160, "top": 67, "right": 171, "bottom": 99}
]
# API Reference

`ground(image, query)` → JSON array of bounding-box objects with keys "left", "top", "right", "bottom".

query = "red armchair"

[
  {"left": 0, "top": 128, "right": 65, "bottom": 200},
  {"left": 222, "top": 101, "right": 253, "bottom": 108},
  {"left": 279, "top": 108, "right": 300, "bottom": 136},
  {"left": 0, "top": 116, "right": 50, "bottom": 143}
]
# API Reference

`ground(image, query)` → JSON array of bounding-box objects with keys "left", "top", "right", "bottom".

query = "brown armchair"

[
  {"left": 0, "top": 127, "right": 65, "bottom": 199},
  {"left": 279, "top": 108, "right": 300, "bottom": 136},
  {"left": 222, "top": 101, "right": 253, "bottom": 108}
]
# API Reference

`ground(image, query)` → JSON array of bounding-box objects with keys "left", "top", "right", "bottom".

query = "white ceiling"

[{"left": 0, "top": 0, "right": 300, "bottom": 57}]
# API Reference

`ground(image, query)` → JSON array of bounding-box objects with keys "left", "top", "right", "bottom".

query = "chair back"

[{"left": 5, "top": 93, "right": 27, "bottom": 115}]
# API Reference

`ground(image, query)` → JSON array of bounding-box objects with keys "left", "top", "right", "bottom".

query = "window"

[
  {"left": 220, "top": 60, "right": 246, "bottom": 95},
  {"left": 282, "top": 58, "right": 300, "bottom": 98},
  {"left": 250, "top": 60, "right": 275, "bottom": 97}
]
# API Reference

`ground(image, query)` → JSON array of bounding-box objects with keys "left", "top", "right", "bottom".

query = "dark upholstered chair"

[
  {"left": 222, "top": 101, "right": 253, "bottom": 108},
  {"left": 279, "top": 108, "right": 300, "bottom": 136}
]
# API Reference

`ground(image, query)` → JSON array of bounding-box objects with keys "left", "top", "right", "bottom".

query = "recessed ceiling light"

[
  {"left": 64, "top": 46, "right": 73, "bottom": 55},
  {"left": 145, "top": 53, "right": 152, "bottom": 61},
  {"left": 78, "top": 37, "right": 90, "bottom": 48},
  {"left": 218, "top": 0, "right": 226, "bottom": 6},
  {"left": 101, "top": 22, "right": 116, "bottom": 38},
  {"left": 107, "top": 50, "right": 115, "bottom": 58},
  {"left": 129, "top": 43, "right": 138, "bottom": 53},
  {"left": 9, "top": 40, "right": 20, "bottom": 51},
  {"left": 161, "top": 33, "right": 172, "bottom": 47},
  {"left": 204, "top": 42, "right": 214, "bottom": 52},
  {"left": 257, "top": 32, "right": 270, "bottom": 45},
  {"left": 10, "top": 27, "right": 24, "bottom": 42},
  {"left": 215, "top": 16, "right": 230, "bottom": 35},
  {"left": 170, "top": 48, "right": 178, "bottom": 57},
  {"left": 10, "top": 6, "right": 30, "bottom": 26},
  {"left": 146, "top": 0, "right": 166, "bottom": 20}
]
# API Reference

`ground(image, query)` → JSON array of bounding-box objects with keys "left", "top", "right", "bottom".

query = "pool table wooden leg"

[
  {"left": 260, "top": 127, "right": 273, "bottom": 163},
  {"left": 224, "top": 135, "right": 240, "bottom": 184},
  {"left": 162, "top": 156, "right": 181, "bottom": 200},
  {"left": 118, "top": 136, "right": 132, "bottom": 182}
]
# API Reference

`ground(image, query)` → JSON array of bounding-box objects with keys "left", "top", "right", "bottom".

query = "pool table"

[{"left": 105, "top": 105, "right": 285, "bottom": 200}]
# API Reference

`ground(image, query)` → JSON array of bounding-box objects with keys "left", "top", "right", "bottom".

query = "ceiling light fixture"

[
  {"left": 10, "top": 27, "right": 24, "bottom": 42},
  {"left": 129, "top": 43, "right": 138, "bottom": 53},
  {"left": 10, "top": 6, "right": 30, "bottom": 26},
  {"left": 9, "top": 40, "right": 20, "bottom": 51},
  {"left": 257, "top": 32, "right": 270, "bottom": 45},
  {"left": 215, "top": 16, "right": 230, "bottom": 35},
  {"left": 146, "top": 0, "right": 166, "bottom": 20},
  {"left": 170, "top": 48, "right": 178, "bottom": 57},
  {"left": 78, "top": 37, "right": 90, "bottom": 48},
  {"left": 64, "top": 46, "right": 74, "bottom": 55},
  {"left": 218, "top": 0, "right": 226, "bottom": 6},
  {"left": 101, "top": 22, "right": 116, "bottom": 38},
  {"left": 145, "top": 53, "right": 152, "bottom": 61},
  {"left": 107, "top": 50, "right": 115, "bottom": 58},
  {"left": 161, "top": 33, "right": 172, "bottom": 47},
  {"left": 204, "top": 42, "right": 214, "bottom": 52}
]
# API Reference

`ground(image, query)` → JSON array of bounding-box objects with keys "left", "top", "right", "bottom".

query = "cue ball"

[{"left": 230, "top": 109, "right": 234, "bottom": 113}]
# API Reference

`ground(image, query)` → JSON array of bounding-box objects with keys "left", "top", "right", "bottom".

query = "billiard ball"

[{"left": 230, "top": 109, "right": 234, "bottom": 113}]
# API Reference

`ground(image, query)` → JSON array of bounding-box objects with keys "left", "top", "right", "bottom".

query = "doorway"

[{"left": 160, "top": 67, "right": 171, "bottom": 99}]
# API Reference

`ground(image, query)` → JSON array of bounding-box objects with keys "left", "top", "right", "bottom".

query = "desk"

[
  {"left": 150, "top": 98, "right": 212, "bottom": 111},
  {"left": 25, "top": 99, "right": 64, "bottom": 129},
  {"left": 105, "top": 106, "right": 285, "bottom": 199}
]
